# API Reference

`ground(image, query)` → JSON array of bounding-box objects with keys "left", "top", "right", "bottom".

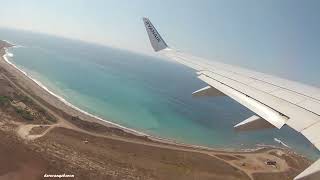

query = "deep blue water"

[{"left": 1, "top": 28, "right": 319, "bottom": 159}]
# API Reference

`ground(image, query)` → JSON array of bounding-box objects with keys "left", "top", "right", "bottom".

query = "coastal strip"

[
  {"left": 0, "top": 39, "right": 312, "bottom": 180},
  {"left": 2, "top": 44, "right": 148, "bottom": 136},
  {"left": 0, "top": 41, "right": 263, "bottom": 152},
  {"left": 0, "top": 40, "right": 302, "bottom": 152}
]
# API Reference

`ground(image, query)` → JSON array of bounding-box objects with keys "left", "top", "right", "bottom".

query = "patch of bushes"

[
  {"left": 15, "top": 94, "right": 33, "bottom": 105},
  {"left": 0, "top": 96, "right": 9, "bottom": 106},
  {"left": 38, "top": 107, "right": 57, "bottom": 123},
  {"left": 20, "top": 95, "right": 33, "bottom": 104},
  {"left": 71, "top": 116, "right": 81, "bottom": 121},
  {"left": 15, "top": 108, "right": 33, "bottom": 121},
  {"left": 46, "top": 114, "right": 57, "bottom": 123}
]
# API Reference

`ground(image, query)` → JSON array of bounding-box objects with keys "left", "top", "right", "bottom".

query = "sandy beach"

[{"left": 0, "top": 40, "right": 312, "bottom": 180}]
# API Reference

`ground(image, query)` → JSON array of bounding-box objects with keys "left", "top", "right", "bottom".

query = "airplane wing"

[{"left": 143, "top": 17, "right": 320, "bottom": 180}]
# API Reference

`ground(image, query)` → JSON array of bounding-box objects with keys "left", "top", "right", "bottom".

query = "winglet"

[{"left": 142, "top": 17, "right": 168, "bottom": 52}]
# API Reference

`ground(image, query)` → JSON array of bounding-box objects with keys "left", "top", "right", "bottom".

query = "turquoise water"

[{"left": 1, "top": 28, "right": 319, "bottom": 159}]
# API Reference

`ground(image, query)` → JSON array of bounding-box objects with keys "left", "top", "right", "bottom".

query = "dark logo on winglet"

[{"left": 145, "top": 20, "right": 161, "bottom": 43}]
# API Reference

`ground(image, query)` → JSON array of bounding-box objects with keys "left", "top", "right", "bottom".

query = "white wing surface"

[{"left": 143, "top": 17, "right": 320, "bottom": 179}]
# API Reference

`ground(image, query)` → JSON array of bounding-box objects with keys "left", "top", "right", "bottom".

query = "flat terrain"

[{"left": 0, "top": 40, "right": 312, "bottom": 180}]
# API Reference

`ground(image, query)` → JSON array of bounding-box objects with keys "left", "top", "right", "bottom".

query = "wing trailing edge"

[{"left": 197, "top": 73, "right": 287, "bottom": 129}]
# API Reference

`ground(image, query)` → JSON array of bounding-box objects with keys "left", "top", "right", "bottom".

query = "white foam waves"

[
  {"left": 1, "top": 46, "right": 269, "bottom": 152},
  {"left": 2, "top": 47, "right": 147, "bottom": 136}
]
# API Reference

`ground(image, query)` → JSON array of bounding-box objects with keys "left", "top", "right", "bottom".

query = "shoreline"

[
  {"left": 2, "top": 46, "right": 148, "bottom": 136},
  {"left": 0, "top": 41, "right": 293, "bottom": 153},
  {"left": 0, "top": 39, "right": 314, "bottom": 179}
]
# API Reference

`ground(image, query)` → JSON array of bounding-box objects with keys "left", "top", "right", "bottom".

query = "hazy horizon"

[{"left": 1, "top": 0, "right": 320, "bottom": 86}]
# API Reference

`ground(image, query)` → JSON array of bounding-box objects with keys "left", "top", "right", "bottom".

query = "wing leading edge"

[{"left": 143, "top": 17, "right": 320, "bottom": 179}]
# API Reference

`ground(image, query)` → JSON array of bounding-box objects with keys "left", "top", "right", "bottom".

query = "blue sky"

[{"left": 0, "top": 0, "right": 319, "bottom": 85}]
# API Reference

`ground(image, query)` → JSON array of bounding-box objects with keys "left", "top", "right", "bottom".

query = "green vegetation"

[
  {"left": 14, "top": 94, "right": 57, "bottom": 123},
  {"left": 15, "top": 108, "right": 33, "bottom": 121},
  {"left": 46, "top": 115, "right": 57, "bottom": 123},
  {"left": 38, "top": 107, "right": 57, "bottom": 123},
  {"left": 71, "top": 116, "right": 81, "bottom": 121},
  {"left": 15, "top": 94, "right": 33, "bottom": 104},
  {"left": 0, "top": 96, "right": 9, "bottom": 106},
  {"left": 20, "top": 95, "right": 33, "bottom": 104},
  {"left": 38, "top": 108, "right": 46, "bottom": 114}
]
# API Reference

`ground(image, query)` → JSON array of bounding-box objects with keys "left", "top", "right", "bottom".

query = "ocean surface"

[{"left": 1, "top": 28, "right": 319, "bottom": 159}]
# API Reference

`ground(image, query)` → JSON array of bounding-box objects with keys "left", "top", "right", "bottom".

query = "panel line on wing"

[
  {"left": 198, "top": 74, "right": 288, "bottom": 129},
  {"left": 164, "top": 50, "right": 320, "bottom": 103},
  {"left": 199, "top": 69, "right": 320, "bottom": 117},
  {"left": 200, "top": 71, "right": 320, "bottom": 132}
]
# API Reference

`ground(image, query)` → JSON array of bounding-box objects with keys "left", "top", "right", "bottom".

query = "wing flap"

[
  {"left": 165, "top": 49, "right": 320, "bottom": 116},
  {"left": 201, "top": 70, "right": 320, "bottom": 132},
  {"left": 198, "top": 74, "right": 287, "bottom": 129}
]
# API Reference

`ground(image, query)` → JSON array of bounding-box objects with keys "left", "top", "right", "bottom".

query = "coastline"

[
  {"left": 0, "top": 39, "right": 314, "bottom": 179},
  {"left": 1, "top": 44, "right": 230, "bottom": 151},
  {"left": 2, "top": 44, "right": 146, "bottom": 135},
  {"left": 0, "top": 41, "right": 298, "bottom": 153}
]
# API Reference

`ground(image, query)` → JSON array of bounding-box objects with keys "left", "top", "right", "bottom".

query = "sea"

[{"left": 1, "top": 28, "right": 319, "bottom": 159}]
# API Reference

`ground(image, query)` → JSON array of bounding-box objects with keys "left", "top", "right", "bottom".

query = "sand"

[{"left": 0, "top": 40, "right": 312, "bottom": 180}]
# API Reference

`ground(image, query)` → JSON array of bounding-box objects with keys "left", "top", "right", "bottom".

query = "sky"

[{"left": 0, "top": 0, "right": 319, "bottom": 86}]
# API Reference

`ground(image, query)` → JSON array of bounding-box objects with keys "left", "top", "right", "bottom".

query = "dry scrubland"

[{"left": 0, "top": 41, "right": 312, "bottom": 180}]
